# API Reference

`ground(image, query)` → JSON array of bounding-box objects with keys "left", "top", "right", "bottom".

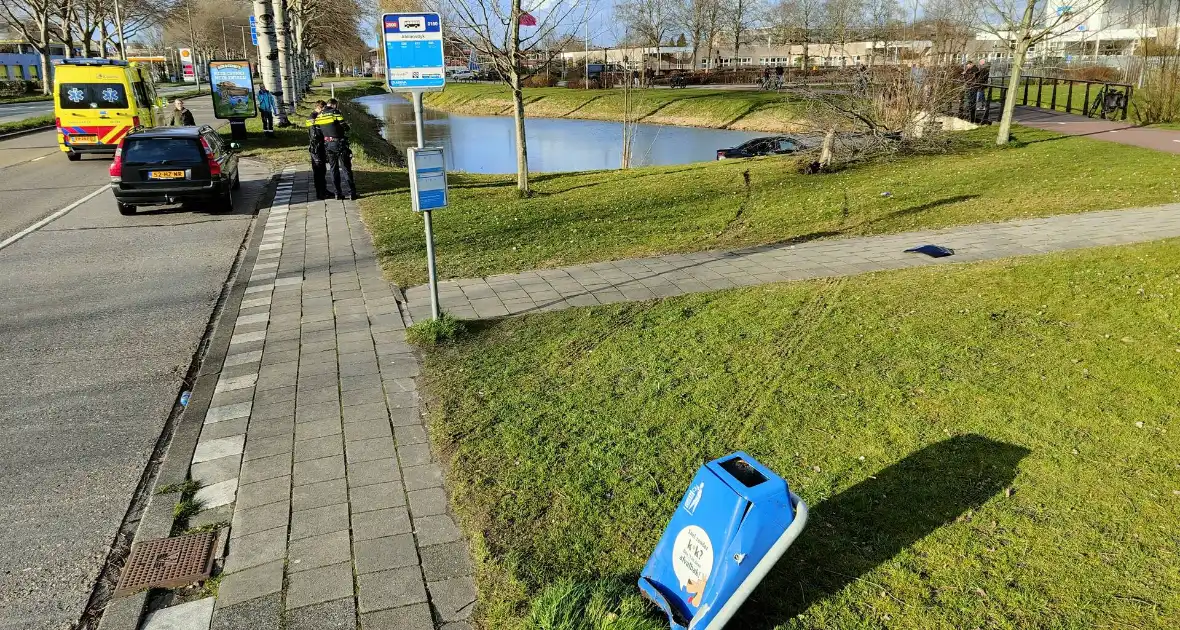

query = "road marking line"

[
  {"left": 31, "top": 155, "right": 48, "bottom": 161},
  {"left": 0, "top": 184, "right": 110, "bottom": 252}
]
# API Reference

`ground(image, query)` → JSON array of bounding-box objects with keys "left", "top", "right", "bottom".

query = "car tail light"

[
  {"left": 109, "top": 140, "right": 125, "bottom": 180},
  {"left": 716, "top": 150, "right": 726, "bottom": 160},
  {"left": 132, "top": 115, "right": 140, "bottom": 128},
  {"left": 200, "top": 136, "right": 221, "bottom": 176}
]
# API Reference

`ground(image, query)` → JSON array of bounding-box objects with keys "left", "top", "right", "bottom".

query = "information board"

[
  {"left": 407, "top": 147, "right": 448, "bottom": 212},
  {"left": 208, "top": 61, "right": 257, "bottom": 120},
  {"left": 382, "top": 13, "right": 446, "bottom": 91}
]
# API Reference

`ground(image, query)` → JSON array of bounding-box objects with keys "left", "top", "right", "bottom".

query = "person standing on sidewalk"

[
  {"left": 307, "top": 100, "right": 330, "bottom": 199},
  {"left": 258, "top": 86, "right": 276, "bottom": 135},
  {"left": 308, "top": 100, "right": 357, "bottom": 200}
]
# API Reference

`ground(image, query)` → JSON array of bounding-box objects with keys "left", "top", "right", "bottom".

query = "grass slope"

[
  {"left": 360, "top": 126, "right": 1180, "bottom": 287},
  {"left": 421, "top": 239, "right": 1180, "bottom": 629},
  {"left": 0, "top": 114, "right": 54, "bottom": 135},
  {"left": 422, "top": 83, "right": 808, "bottom": 131}
]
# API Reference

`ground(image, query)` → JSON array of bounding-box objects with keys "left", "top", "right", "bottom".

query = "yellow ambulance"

[{"left": 53, "top": 58, "right": 162, "bottom": 161}]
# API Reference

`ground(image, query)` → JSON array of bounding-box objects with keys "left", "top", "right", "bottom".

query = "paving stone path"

[
  {"left": 405, "top": 203, "right": 1180, "bottom": 321},
  {"left": 171, "top": 169, "right": 473, "bottom": 630}
]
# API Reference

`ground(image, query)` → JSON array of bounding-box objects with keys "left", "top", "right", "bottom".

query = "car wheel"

[
  {"left": 117, "top": 201, "right": 136, "bottom": 216},
  {"left": 67, "top": 151, "right": 81, "bottom": 162},
  {"left": 212, "top": 188, "right": 234, "bottom": 214}
]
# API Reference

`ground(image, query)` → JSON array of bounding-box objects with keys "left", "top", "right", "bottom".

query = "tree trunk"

[
  {"left": 254, "top": 0, "right": 286, "bottom": 122},
  {"left": 819, "top": 127, "right": 835, "bottom": 166},
  {"left": 38, "top": 19, "right": 51, "bottom": 95},
  {"left": 996, "top": 0, "right": 1039, "bottom": 145},
  {"left": 272, "top": 0, "right": 295, "bottom": 122},
  {"left": 731, "top": 0, "right": 742, "bottom": 61},
  {"left": 511, "top": 71, "right": 529, "bottom": 194},
  {"left": 509, "top": 0, "right": 529, "bottom": 194}
]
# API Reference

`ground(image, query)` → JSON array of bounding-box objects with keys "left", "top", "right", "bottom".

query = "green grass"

[
  {"left": 1151, "top": 121, "right": 1180, "bottom": 130},
  {"left": 359, "top": 126, "right": 1180, "bottom": 287},
  {"left": 423, "top": 83, "right": 808, "bottom": 131},
  {"left": 0, "top": 114, "right": 53, "bottom": 135},
  {"left": 156, "top": 479, "right": 202, "bottom": 495},
  {"left": 419, "top": 238, "right": 1180, "bottom": 629},
  {"left": 0, "top": 93, "right": 52, "bottom": 104},
  {"left": 406, "top": 313, "right": 466, "bottom": 347}
]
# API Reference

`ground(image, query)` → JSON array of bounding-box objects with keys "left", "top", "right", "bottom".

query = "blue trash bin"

[{"left": 639, "top": 452, "right": 808, "bottom": 630}]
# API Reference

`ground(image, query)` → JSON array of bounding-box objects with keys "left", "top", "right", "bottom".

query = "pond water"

[{"left": 355, "top": 93, "right": 766, "bottom": 174}]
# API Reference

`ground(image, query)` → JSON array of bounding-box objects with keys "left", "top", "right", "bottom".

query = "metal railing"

[{"left": 986, "top": 75, "right": 1133, "bottom": 120}]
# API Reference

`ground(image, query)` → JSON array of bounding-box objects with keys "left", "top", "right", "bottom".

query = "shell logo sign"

[{"left": 179, "top": 48, "right": 196, "bottom": 82}]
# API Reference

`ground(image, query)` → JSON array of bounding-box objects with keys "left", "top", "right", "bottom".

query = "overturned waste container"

[{"left": 639, "top": 452, "right": 808, "bottom": 630}]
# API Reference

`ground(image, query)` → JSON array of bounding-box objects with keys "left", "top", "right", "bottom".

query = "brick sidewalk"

[
  {"left": 163, "top": 169, "right": 474, "bottom": 630},
  {"left": 405, "top": 203, "right": 1180, "bottom": 321}
]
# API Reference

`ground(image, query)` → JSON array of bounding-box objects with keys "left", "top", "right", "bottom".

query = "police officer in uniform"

[
  {"left": 308, "top": 99, "right": 357, "bottom": 200},
  {"left": 307, "top": 100, "right": 329, "bottom": 199}
]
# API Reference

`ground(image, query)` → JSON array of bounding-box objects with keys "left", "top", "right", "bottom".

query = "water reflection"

[{"left": 355, "top": 93, "right": 766, "bottom": 174}]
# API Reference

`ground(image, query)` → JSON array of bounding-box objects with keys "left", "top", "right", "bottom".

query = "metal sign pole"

[{"left": 412, "top": 90, "right": 441, "bottom": 320}]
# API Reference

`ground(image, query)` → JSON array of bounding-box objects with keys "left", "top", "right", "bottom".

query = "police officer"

[
  {"left": 309, "top": 99, "right": 357, "bottom": 200},
  {"left": 307, "top": 100, "right": 329, "bottom": 199}
]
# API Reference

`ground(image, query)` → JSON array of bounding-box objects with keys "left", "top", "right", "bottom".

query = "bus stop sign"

[{"left": 382, "top": 13, "right": 445, "bottom": 91}]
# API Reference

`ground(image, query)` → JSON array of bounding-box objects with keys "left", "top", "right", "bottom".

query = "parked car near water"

[{"left": 716, "top": 136, "right": 808, "bottom": 160}]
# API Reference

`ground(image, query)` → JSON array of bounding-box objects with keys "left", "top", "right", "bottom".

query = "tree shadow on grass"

[{"left": 735, "top": 434, "right": 1029, "bottom": 628}]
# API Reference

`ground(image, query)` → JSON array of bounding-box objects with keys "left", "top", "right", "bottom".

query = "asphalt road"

[
  {"left": 0, "top": 96, "right": 265, "bottom": 630},
  {"left": 0, "top": 85, "right": 198, "bottom": 125}
]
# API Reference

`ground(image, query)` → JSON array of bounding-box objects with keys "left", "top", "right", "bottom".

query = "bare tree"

[
  {"left": 617, "top": 0, "right": 675, "bottom": 73},
  {"left": 726, "top": 0, "right": 753, "bottom": 61},
  {"left": 822, "top": 0, "right": 864, "bottom": 67},
  {"left": 677, "top": 0, "right": 718, "bottom": 69},
  {"left": 439, "top": 0, "right": 590, "bottom": 194},
  {"left": 969, "top": 0, "right": 1109, "bottom": 145},
  {"left": 920, "top": 0, "right": 974, "bottom": 63},
  {"left": 1, "top": 0, "right": 56, "bottom": 93},
  {"left": 863, "top": 0, "right": 900, "bottom": 65},
  {"left": 766, "top": 0, "right": 824, "bottom": 71}
]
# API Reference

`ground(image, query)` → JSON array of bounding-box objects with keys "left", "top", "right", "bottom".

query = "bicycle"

[{"left": 1087, "top": 84, "right": 1128, "bottom": 120}]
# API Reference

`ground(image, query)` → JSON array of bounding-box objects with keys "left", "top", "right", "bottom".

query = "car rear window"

[
  {"left": 122, "top": 138, "right": 204, "bottom": 164},
  {"left": 59, "top": 83, "right": 129, "bottom": 109}
]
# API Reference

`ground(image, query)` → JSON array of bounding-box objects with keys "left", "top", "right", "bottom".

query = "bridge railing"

[{"left": 985, "top": 75, "right": 1133, "bottom": 120}]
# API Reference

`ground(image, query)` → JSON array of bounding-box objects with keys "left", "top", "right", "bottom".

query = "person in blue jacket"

[{"left": 258, "top": 86, "right": 275, "bottom": 135}]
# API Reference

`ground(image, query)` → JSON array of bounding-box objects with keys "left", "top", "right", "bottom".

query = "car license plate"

[
  {"left": 71, "top": 135, "right": 98, "bottom": 144},
  {"left": 149, "top": 170, "right": 186, "bottom": 180}
]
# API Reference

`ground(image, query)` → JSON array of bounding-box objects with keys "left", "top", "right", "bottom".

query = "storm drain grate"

[{"left": 113, "top": 531, "right": 216, "bottom": 596}]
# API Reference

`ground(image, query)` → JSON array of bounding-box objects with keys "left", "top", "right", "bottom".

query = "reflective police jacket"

[
  {"left": 307, "top": 110, "right": 350, "bottom": 142},
  {"left": 307, "top": 114, "right": 325, "bottom": 156}
]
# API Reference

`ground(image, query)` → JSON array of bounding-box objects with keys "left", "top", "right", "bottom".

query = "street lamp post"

[
  {"left": 186, "top": 3, "right": 202, "bottom": 93},
  {"left": 112, "top": 0, "right": 127, "bottom": 60},
  {"left": 221, "top": 19, "right": 230, "bottom": 57}
]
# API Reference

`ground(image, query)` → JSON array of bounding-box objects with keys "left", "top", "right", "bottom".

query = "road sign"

[
  {"left": 249, "top": 15, "right": 258, "bottom": 46},
  {"left": 407, "top": 147, "right": 448, "bottom": 212},
  {"left": 382, "top": 12, "right": 445, "bottom": 91}
]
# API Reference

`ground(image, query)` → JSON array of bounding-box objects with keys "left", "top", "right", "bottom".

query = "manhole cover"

[{"left": 114, "top": 531, "right": 216, "bottom": 596}]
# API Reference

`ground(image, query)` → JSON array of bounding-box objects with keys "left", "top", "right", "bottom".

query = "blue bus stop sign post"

[
  {"left": 639, "top": 452, "right": 808, "bottom": 630},
  {"left": 249, "top": 16, "right": 257, "bottom": 46},
  {"left": 384, "top": 12, "right": 446, "bottom": 319}
]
